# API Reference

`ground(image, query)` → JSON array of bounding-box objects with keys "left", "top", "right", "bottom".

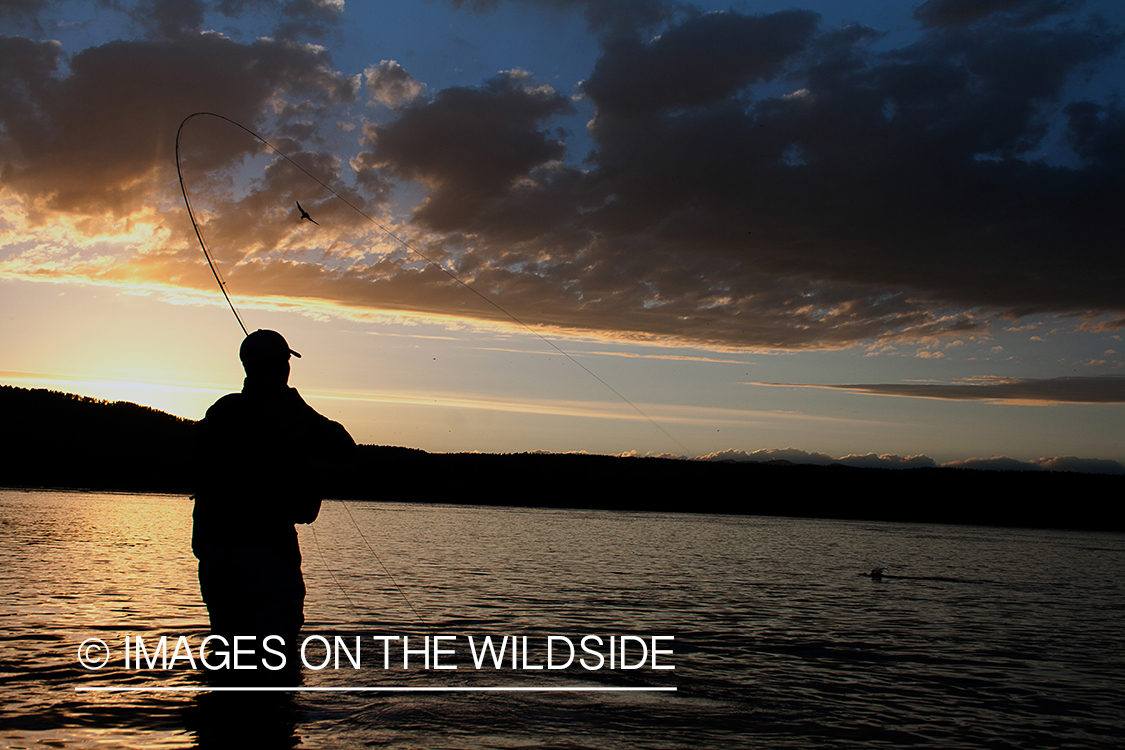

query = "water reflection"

[{"left": 1, "top": 490, "right": 1124, "bottom": 748}]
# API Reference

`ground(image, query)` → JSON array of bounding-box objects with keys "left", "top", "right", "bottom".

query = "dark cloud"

[
  {"left": 2, "top": 4, "right": 1123, "bottom": 354},
  {"left": 444, "top": 0, "right": 675, "bottom": 32},
  {"left": 943, "top": 456, "right": 1037, "bottom": 470},
  {"left": 269, "top": 0, "right": 344, "bottom": 42},
  {"left": 127, "top": 0, "right": 207, "bottom": 39},
  {"left": 0, "top": 0, "right": 49, "bottom": 29},
  {"left": 701, "top": 447, "right": 838, "bottom": 464},
  {"left": 0, "top": 0, "right": 46, "bottom": 13},
  {"left": 1032, "top": 456, "right": 1125, "bottom": 474},
  {"left": 838, "top": 453, "right": 938, "bottom": 469},
  {"left": 759, "top": 376, "right": 1125, "bottom": 403},
  {"left": 347, "top": 150, "right": 394, "bottom": 202},
  {"left": 0, "top": 36, "right": 61, "bottom": 131},
  {"left": 359, "top": 71, "right": 573, "bottom": 230},
  {"left": 1065, "top": 99, "right": 1125, "bottom": 169},
  {"left": 354, "top": 7, "right": 1123, "bottom": 348},
  {"left": 583, "top": 10, "right": 818, "bottom": 117},
  {"left": 37, "top": 0, "right": 346, "bottom": 42},
  {"left": 913, "top": 0, "right": 1083, "bottom": 28},
  {"left": 942, "top": 455, "right": 1125, "bottom": 473},
  {"left": 0, "top": 33, "right": 355, "bottom": 218}
]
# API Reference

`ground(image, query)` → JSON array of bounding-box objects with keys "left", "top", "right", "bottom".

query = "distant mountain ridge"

[{"left": 2, "top": 384, "right": 1121, "bottom": 531}]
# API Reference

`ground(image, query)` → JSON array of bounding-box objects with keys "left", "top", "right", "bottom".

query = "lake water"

[{"left": 1, "top": 489, "right": 1123, "bottom": 748}]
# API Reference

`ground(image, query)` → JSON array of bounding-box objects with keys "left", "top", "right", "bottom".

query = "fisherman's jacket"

[{"left": 192, "top": 382, "right": 356, "bottom": 561}]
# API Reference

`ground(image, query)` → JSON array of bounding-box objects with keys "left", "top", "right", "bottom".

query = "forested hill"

[
  {"left": 2, "top": 384, "right": 1122, "bottom": 531},
  {"left": 2, "top": 385, "right": 196, "bottom": 492}
]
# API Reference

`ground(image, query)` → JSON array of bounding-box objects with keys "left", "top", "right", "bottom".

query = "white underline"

[{"left": 75, "top": 686, "right": 676, "bottom": 693}]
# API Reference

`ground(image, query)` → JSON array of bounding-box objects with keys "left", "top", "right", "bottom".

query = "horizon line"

[{"left": 75, "top": 685, "right": 677, "bottom": 693}]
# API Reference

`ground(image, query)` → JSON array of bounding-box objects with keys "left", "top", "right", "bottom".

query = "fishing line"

[
  {"left": 316, "top": 500, "right": 425, "bottom": 626},
  {"left": 308, "top": 522, "right": 361, "bottom": 616},
  {"left": 174, "top": 111, "right": 691, "bottom": 457},
  {"left": 175, "top": 112, "right": 687, "bottom": 628},
  {"left": 339, "top": 500, "right": 429, "bottom": 626}
]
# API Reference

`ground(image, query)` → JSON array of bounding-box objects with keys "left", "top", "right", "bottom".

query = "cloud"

[
  {"left": 357, "top": 70, "right": 574, "bottom": 230},
  {"left": 127, "top": 0, "right": 208, "bottom": 39},
  {"left": 941, "top": 455, "right": 1125, "bottom": 473},
  {"left": 40, "top": 0, "right": 349, "bottom": 42},
  {"left": 700, "top": 447, "right": 838, "bottom": 465},
  {"left": 700, "top": 447, "right": 1123, "bottom": 473},
  {"left": 269, "top": 0, "right": 346, "bottom": 41},
  {"left": 328, "top": 6, "right": 1122, "bottom": 349},
  {"left": 697, "top": 447, "right": 935, "bottom": 469},
  {"left": 913, "top": 0, "right": 1082, "bottom": 28},
  {"left": 752, "top": 375, "right": 1125, "bottom": 404},
  {"left": 364, "top": 60, "right": 426, "bottom": 109},
  {"left": 0, "top": 0, "right": 48, "bottom": 29},
  {"left": 1031, "top": 456, "right": 1125, "bottom": 474},
  {"left": 180, "top": 145, "right": 383, "bottom": 271},
  {"left": 1, "top": 4, "right": 1123, "bottom": 353},
  {"left": 0, "top": 33, "right": 355, "bottom": 219},
  {"left": 443, "top": 0, "right": 675, "bottom": 32},
  {"left": 582, "top": 10, "right": 819, "bottom": 117},
  {"left": 0, "top": 20, "right": 373, "bottom": 310},
  {"left": 836, "top": 453, "right": 937, "bottom": 469},
  {"left": 941, "top": 456, "right": 1038, "bottom": 471},
  {"left": 1065, "top": 99, "right": 1125, "bottom": 169},
  {"left": 570, "top": 15, "right": 1123, "bottom": 316}
]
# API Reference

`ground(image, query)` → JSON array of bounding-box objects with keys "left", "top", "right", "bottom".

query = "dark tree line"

[
  {"left": 2, "top": 385, "right": 1121, "bottom": 531},
  {"left": 2, "top": 385, "right": 196, "bottom": 492}
]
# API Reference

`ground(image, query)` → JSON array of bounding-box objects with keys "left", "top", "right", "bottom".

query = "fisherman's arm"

[{"left": 292, "top": 417, "right": 357, "bottom": 524}]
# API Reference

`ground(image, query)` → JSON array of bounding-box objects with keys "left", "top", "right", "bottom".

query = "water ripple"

[{"left": 1, "top": 491, "right": 1123, "bottom": 748}]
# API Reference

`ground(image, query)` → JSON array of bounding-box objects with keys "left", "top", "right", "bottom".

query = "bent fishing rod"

[
  {"left": 177, "top": 113, "right": 428, "bottom": 624},
  {"left": 175, "top": 115, "right": 248, "bottom": 337},
  {"left": 174, "top": 111, "right": 690, "bottom": 457},
  {"left": 175, "top": 112, "right": 693, "bottom": 624}
]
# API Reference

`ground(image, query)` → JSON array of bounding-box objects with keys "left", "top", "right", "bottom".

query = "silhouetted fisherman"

[{"left": 192, "top": 329, "right": 355, "bottom": 670}]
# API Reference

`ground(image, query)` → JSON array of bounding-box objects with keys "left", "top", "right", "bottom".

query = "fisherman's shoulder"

[
  {"left": 286, "top": 387, "right": 329, "bottom": 419},
  {"left": 202, "top": 392, "right": 248, "bottom": 422},
  {"left": 289, "top": 388, "right": 356, "bottom": 447}
]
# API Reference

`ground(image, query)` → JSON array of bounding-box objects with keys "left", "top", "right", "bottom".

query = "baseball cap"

[{"left": 239, "top": 329, "right": 302, "bottom": 362}]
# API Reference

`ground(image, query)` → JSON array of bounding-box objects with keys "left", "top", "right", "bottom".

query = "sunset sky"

[{"left": 2, "top": 0, "right": 1123, "bottom": 470}]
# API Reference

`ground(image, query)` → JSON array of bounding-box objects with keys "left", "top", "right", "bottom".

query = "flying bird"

[{"left": 296, "top": 201, "right": 319, "bottom": 226}]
